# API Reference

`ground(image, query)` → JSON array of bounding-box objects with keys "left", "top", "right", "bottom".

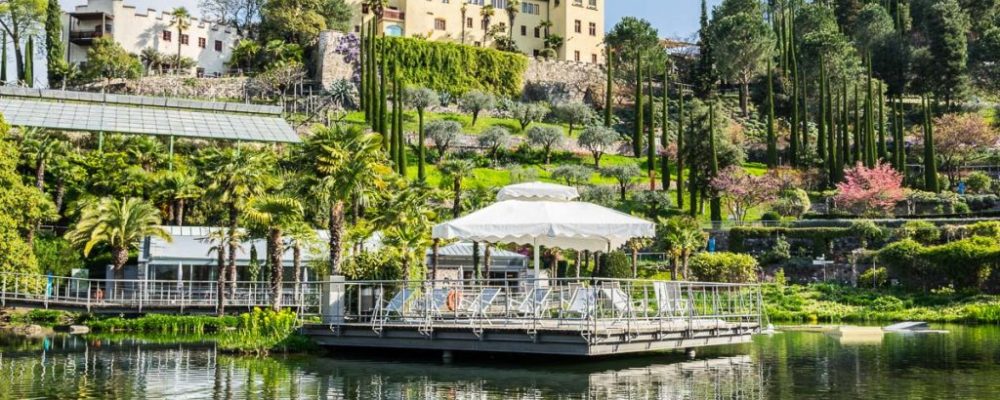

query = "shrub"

[
  {"left": 760, "top": 211, "right": 781, "bottom": 221},
  {"left": 596, "top": 251, "right": 631, "bottom": 279},
  {"left": 965, "top": 171, "right": 993, "bottom": 194},
  {"left": 858, "top": 267, "right": 888, "bottom": 288},
  {"left": 963, "top": 194, "right": 1000, "bottom": 211},
  {"left": 896, "top": 220, "right": 941, "bottom": 244},
  {"left": 689, "top": 252, "right": 759, "bottom": 283},
  {"left": 871, "top": 295, "right": 906, "bottom": 312},
  {"left": 759, "top": 236, "right": 791, "bottom": 265},
  {"left": 217, "top": 308, "right": 304, "bottom": 355},
  {"left": 771, "top": 188, "right": 811, "bottom": 217},
  {"left": 968, "top": 221, "right": 1000, "bottom": 238},
  {"left": 341, "top": 252, "right": 402, "bottom": 281},
  {"left": 922, "top": 237, "right": 1000, "bottom": 290},
  {"left": 878, "top": 239, "right": 927, "bottom": 289},
  {"left": 834, "top": 161, "right": 905, "bottom": 216},
  {"left": 849, "top": 220, "right": 886, "bottom": 247}
]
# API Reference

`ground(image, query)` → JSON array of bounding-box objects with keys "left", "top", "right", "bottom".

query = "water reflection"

[{"left": 0, "top": 334, "right": 763, "bottom": 399}]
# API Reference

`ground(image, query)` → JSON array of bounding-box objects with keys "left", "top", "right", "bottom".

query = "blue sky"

[{"left": 65, "top": 0, "right": 718, "bottom": 38}]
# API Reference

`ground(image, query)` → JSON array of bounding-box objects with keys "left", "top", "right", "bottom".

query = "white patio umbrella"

[{"left": 432, "top": 182, "right": 656, "bottom": 277}]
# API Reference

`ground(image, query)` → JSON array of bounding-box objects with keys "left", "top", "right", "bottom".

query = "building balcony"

[
  {"left": 69, "top": 29, "right": 110, "bottom": 45},
  {"left": 383, "top": 9, "right": 405, "bottom": 21}
]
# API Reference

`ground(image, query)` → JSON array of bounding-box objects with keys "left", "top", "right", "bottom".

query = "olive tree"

[
  {"left": 425, "top": 120, "right": 462, "bottom": 160},
  {"left": 510, "top": 102, "right": 549, "bottom": 130},
  {"left": 551, "top": 164, "right": 593, "bottom": 186},
  {"left": 577, "top": 125, "right": 620, "bottom": 168},
  {"left": 552, "top": 102, "right": 595, "bottom": 135},
  {"left": 526, "top": 125, "right": 564, "bottom": 164},
  {"left": 601, "top": 164, "right": 642, "bottom": 201},
  {"left": 478, "top": 126, "right": 511, "bottom": 164},
  {"left": 405, "top": 86, "right": 439, "bottom": 181},
  {"left": 459, "top": 90, "right": 495, "bottom": 126}
]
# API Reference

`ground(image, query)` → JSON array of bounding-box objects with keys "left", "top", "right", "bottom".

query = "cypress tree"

[
  {"left": 877, "top": 81, "right": 886, "bottom": 161},
  {"left": 841, "top": 80, "right": 850, "bottom": 164},
  {"left": 789, "top": 51, "right": 799, "bottom": 167},
  {"left": 660, "top": 68, "right": 670, "bottom": 191},
  {"left": 370, "top": 22, "right": 379, "bottom": 128},
  {"left": 817, "top": 57, "right": 826, "bottom": 162},
  {"left": 24, "top": 37, "right": 33, "bottom": 87},
  {"left": 633, "top": 50, "right": 644, "bottom": 157},
  {"left": 676, "top": 87, "right": 685, "bottom": 209},
  {"left": 605, "top": 45, "right": 613, "bottom": 127},
  {"left": 709, "top": 102, "right": 722, "bottom": 223},
  {"left": 379, "top": 40, "right": 389, "bottom": 147},
  {"left": 45, "top": 0, "right": 64, "bottom": 87},
  {"left": 896, "top": 95, "right": 907, "bottom": 178},
  {"left": 923, "top": 95, "right": 938, "bottom": 192},
  {"left": 1, "top": 31, "right": 7, "bottom": 83},
  {"left": 865, "top": 58, "right": 876, "bottom": 167},
  {"left": 766, "top": 59, "right": 777, "bottom": 168},
  {"left": 688, "top": 111, "right": 697, "bottom": 217},
  {"left": 647, "top": 65, "right": 655, "bottom": 188},
  {"left": 853, "top": 82, "right": 862, "bottom": 163},
  {"left": 801, "top": 78, "right": 809, "bottom": 153},
  {"left": 360, "top": 21, "right": 367, "bottom": 122},
  {"left": 825, "top": 72, "right": 836, "bottom": 184}
]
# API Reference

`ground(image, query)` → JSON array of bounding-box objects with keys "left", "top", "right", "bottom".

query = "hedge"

[
  {"left": 379, "top": 36, "right": 528, "bottom": 98},
  {"left": 689, "top": 252, "right": 759, "bottom": 283},
  {"left": 728, "top": 227, "right": 851, "bottom": 254}
]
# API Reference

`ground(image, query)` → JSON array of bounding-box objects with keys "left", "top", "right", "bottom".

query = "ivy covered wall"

[{"left": 379, "top": 36, "right": 528, "bottom": 98}]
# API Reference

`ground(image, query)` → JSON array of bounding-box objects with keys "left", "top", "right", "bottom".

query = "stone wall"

[
  {"left": 315, "top": 30, "right": 606, "bottom": 104},
  {"left": 79, "top": 76, "right": 251, "bottom": 100},
  {"left": 316, "top": 31, "right": 356, "bottom": 89}
]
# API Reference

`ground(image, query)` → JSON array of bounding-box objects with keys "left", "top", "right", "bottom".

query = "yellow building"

[{"left": 347, "top": 0, "right": 605, "bottom": 64}]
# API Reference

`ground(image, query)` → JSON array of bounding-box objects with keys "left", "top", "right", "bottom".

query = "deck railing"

[
  {"left": 0, "top": 272, "right": 319, "bottom": 314},
  {"left": 330, "top": 278, "right": 762, "bottom": 334},
  {"left": 0, "top": 273, "right": 762, "bottom": 333}
]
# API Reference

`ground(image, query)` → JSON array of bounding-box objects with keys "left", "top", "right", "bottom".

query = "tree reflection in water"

[{"left": 0, "top": 333, "right": 764, "bottom": 399}]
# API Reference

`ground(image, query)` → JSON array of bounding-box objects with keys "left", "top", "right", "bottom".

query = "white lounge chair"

[
  {"left": 463, "top": 287, "right": 503, "bottom": 319},
  {"left": 653, "top": 281, "right": 688, "bottom": 317},
  {"left": 564, "top": 287, "right": 598, "bottom": 319},
  {"left": 384, "top": 288, "right": 417, "bottom": 316},
  {"left": 517, "top": 287, "right": 552, "bottom": 316}
]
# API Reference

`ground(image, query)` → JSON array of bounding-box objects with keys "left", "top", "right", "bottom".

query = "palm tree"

[
  {"left": 377, "top": 183, "right": 435, "bottom": 282},
  {"left": 139, "top": 48, "right": 162, "bottom": 76},
  {"left": 309, "top": 125, "right": 391, "bottom": 275},
  {"left": 202, "top": 228, "right": 236, "bottom": 315},
  {"left": 155, "top": 170, "right": 201, "bottom": 226},
  {"left": 200, "top": 148, "right": 275, "bottom": 295},
  {"left": 658, "top": 216, "right": 706, "bottom": 280},
  {"left": 66, "top": 197, "right": 172, "bottom": 290},
  {"left": 504, "top": 0, "right": 521, "bottom": 39},
  {"left": 363, "top": 0, "right": 389, "bottom": 23},
  {"left": 439, "top": 159, "right": 474, "bottom": 218},
  {"left": 285, "top": 222, "right": 319, "bottom": 307},
  {"left": 169, "top": 7, "right": 191, "bottom": 75},
  {"left": 480, "top": 5, "right": 496, "bottom": 45},
  {"left": 243, "top": 195, "right": 304, "bottom": 311},
  {"left": 18, "top": 127, "right": 59, "bottom": 191}
]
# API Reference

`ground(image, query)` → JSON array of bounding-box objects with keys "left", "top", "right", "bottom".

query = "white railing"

[
  {"left": 0, "top": 272, "right": 319, "bottom": 314},
  {"left": 332, "top": 278, "right": 762, "bottom": 334}
]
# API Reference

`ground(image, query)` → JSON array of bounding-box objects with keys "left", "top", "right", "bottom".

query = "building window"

[
  {"left": 468, "top": 0, "right": 484, "bottom": 5},
  {"left": 198, "top": 37, "right": 206, "bottom": 48},
  {"left": 534, "top": 26, "right": 541, "bottom": 38},
  {"left": 491, "top": 0, "right": 507, "bottom": 7},
  {"left": 591, "top": 54, "right": 598, "bottom": 63},
  {"left": 498, "top": 22, "right": 506, "bottom": 32},
  {"left": 521, "top": 2, "right": 540, "bottom": 15},
  {"left": 533, "top": 49, "right": 540, "bottom": 57},
  {"left": 162, "top": 31, "right": 172, "bottom": 41},
  {"left": 520, "top": 25, "right": 527, "bottom": 36},
  {"left": 354, "top": 25, "right": 361, "bottom": 32},
  {"left": 466, "top": 17, "right": 473, "bottom": 28},
  {"left": 214, "top": 40, "right": 223, "bottom": 52},
  {"left": 589, "top": 0, "right": 597, "bottom": 7},
  {"left": 435, "top": 18, "right": 447, "bottom": 30},
  {"left": 574, "top": 20, "right": 581, "bottom": 33},
  {"left": 573, "top": 0, "right": 583, "bottom": 5},
  {"left": 589, "top": 22, "right": 596, "bottom": 36},
  {"left": 481, "top": 19, "right": 489, "bottom": 30},
  {"left": 442, "top": 0, "right": 450, "bottom": 3},
  {"left": 574, "top": 51, "right": 580, "bottom": 61},
  {"left": 180, "top": 34, "right": 189, "bottom": 45},
  {"left": 196, "top": 67, "right": 205, "bottom": 78}
]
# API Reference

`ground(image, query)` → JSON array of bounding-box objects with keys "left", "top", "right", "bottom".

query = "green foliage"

[
  {"left": 760, "top": 236, "right": 791, "bottom": 265},
  {"left": 217, "top": 308, "right": 306, "bottom": 355},
  {"left": 967, "top": 221, "right": 1000, "bottom": 238},
  {"left": 550, "top": 164, "right": 593, "bottom": 186},
  {"left": 85, "top": 313, "right": 239, "bottom": 334},
  {"left": 965, "top": 171, "right": 993, "bottom": 194},
  {"left": 729, "top": 227, "right": 850, "bottom": 255},
  {"left": 341, "top": 251, "right": 402, "bottom": 281},
  {"left": 379, "top": 36, "right": 527, "bottom": 98},
  {"left": 459, "top": 90, "right": 496, "bottom": 126},
  {"left": 689, "top": 252, "right": 759, "bottom": 283},
  {"left": 82, "top": 37, "right": 142, "bottom": 83},
  {"left": 760, "top": 211, "right": 781, "bottom": 221},
  {"left": 9, "top": 309, "right": 68, "bottom": 326},
  {"left": 859, "top": 267, "right": 888, "bottom": 288},
  {"left": 923, "top": 237, "right": 1000, "bottom": 290},
  {"left": 577, "top": 125, "right": 620, "bottom": 168},
  {"left": 32, "top": 235, "right": 84, "bottom": 276},
  {"left": 896, "top": 220, "right": 940, "bottom": 244},
  {"left": 551, "top": 102, "right": 595, "bottom": 134},
  {"left": 849, "top": 220, "right": 886, "bottom": 247},
  {"left": 771, "top": 188, "right": 811, "bottom": 217},
  {"left": 596, "top": 251, "right": 631, "bottom": 279}
]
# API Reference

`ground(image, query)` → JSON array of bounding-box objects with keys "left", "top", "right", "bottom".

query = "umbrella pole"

[{"left": 533, "top": 243, "right": 540, "bottom": 281}]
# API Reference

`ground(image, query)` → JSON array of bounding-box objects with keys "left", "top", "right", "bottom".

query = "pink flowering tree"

[
  {"left": 834, "top": 161, "right": 906, "bottom": 217},
  {"left": 710, "top": 166, "right": 780, "bottom": 223}
]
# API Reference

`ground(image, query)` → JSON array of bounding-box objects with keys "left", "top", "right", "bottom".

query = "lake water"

[{"left": 2, "top": 324, "right": 1000, "bottom": 399}]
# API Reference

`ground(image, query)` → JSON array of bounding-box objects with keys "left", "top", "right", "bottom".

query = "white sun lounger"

[
  {"left": 463, "top": 287, "right": 503, "bottom": 319},
  {"left": 517, "top": 287, "right": 552, "bottom": 316},
  {"left": 384, "top": 288, "right": 417, "bottom": 316},
  {"left": 653, "top": 281, "right": 689, "bottom": 317}
]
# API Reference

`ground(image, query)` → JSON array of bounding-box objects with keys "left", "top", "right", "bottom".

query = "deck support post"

[
  {"left": 442, "top": 350, "right": 454, "bottom": 364},
  {"left": 685, "top": 348, "right": 696, "bottom": 359},
  {"left": 321, "top": 275, "right": 346, "bottom": 324}
]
